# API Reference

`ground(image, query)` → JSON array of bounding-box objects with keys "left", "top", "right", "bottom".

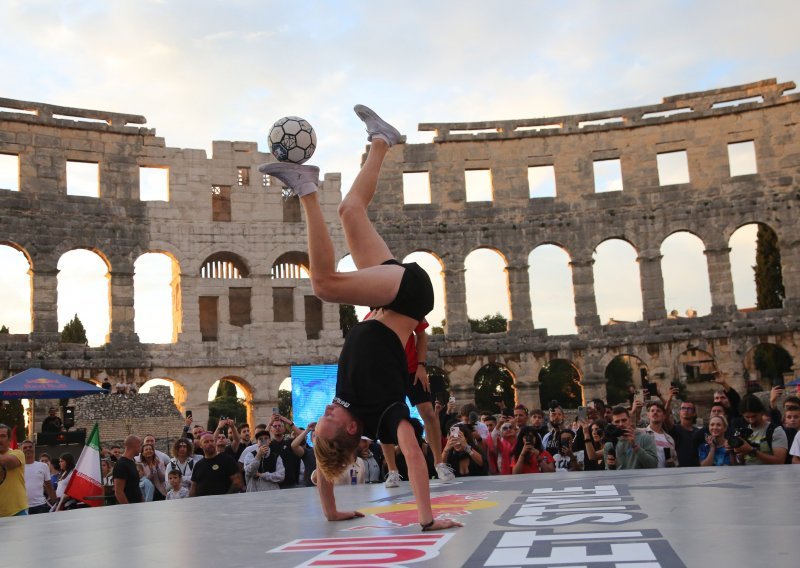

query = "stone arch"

[
  {"left": 403, "top": 250, "right": 447, "bottom": 331},
  {"left": 134, "top": 251, "right": 181, "bottom": 343},
  {"left": 660, "top": 231, "right": 712, "bottom": 316},
  {"left": 270, "top": 251, "right": 310, "bottom": 279},
  {"left": 0, "top": 242, "right": 33, "bottom": 334},
  {"left": 743, "top": 343, "right": 794, "bottom": 392},
  {"left": 139, "top": 377, "right": 189, "bottom": 413},
  {"left": 473, "top": 362, "right": 516, "bottom": 413},
  {"left": 208, "top": 375, "right": 255, "bottom": 429},
  {"left": 729, "top": 222, "right": 785, "bottom": 311},
  {"left": 677, "top": 347, "right": 717, "bottom": 383},
  {"left": 528, "top": 243, "right": 576, "bottom": 335},
  {"left": 464, "top": 246, "right": 510, "bottom": 322},
  {"left": 592, "top": 238, "right": 643, "bottom": 323},
  {"left": 604, "top": 354, "right": 650, "bottom": 406},
  {"left": 200, "top": 252, "right": 250, "bottom": 279},
  {"left": 538, "top": 358, "right": 583, "bottom": 409},
  {"left": 56, "top": 248, "right": 112, "bottom": 346}
]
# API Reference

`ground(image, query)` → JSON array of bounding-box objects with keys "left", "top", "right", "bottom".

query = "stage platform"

[{"left": 2, "top": 466, "right": 798, "bottom": 567}]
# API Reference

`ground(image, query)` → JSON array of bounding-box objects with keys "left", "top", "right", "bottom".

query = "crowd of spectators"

[{"left": 2, "top": 371, "right": 799, "bottom": 517}]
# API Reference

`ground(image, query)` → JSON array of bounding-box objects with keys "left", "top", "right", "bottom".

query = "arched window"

[
  {"left": 271, "top": 251, "right": 309, "bottom": 279},
  {"left": 57, "top": 249, "right": 110, "bottom": 347},
  {"left": 660, "top": 232, "right": 711, "bottom": 316},
  {"left": 528, "top": 244, "right": 576, "bottom": 335},
  {"left": 593, "top": 239, "right": 643, "bottom": 323},
  {"left": 465, "top": 248, "right": 509, "bottom": 323},
  {"left": 134, "top": 252, "right": 180, "bottom": 343},
  {"left": 200, "top": 252, "right": 249, "bottom": 279},
  {"left": 0, "top": 244, "right": 32, "bottom": 334}
]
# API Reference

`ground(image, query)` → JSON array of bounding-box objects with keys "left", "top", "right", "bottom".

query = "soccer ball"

[{"left": 268, "top": 116, "right": 317, "bottom": 164}]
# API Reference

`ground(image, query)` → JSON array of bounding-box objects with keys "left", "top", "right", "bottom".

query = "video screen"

[{"left": 290, "top": 364, "right": 423, "bottom": 444}]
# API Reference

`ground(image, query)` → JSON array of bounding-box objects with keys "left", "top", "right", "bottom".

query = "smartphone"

[
  {"left": 185, "top": 410, "right": 192, "bottom": 419},
  {"left": 577, "top": 406, "right": 587, "bottom": 422},
  {"left": 448, "top": 396, "right": 456, "bottom": 405},
  {"left": 272, "top": 407, "right": 279, "bottom": 415},
  {"left": 771, "top": 376, "right": 785, "bottom": 389},
  {"left": 450, "top": 426, "right": 460, "bottom": 438}
]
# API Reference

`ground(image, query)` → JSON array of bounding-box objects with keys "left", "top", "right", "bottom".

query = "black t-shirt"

[
  {"left": 191, "top": 453, "right": 238, "bottom": 496},
  {"left": 112, "top": 456, "right": 142, "bottom": 504},
  {"left": 668, "top": 424, "right": 705, "bottom": 467},
  {"left": 269, "top": 438, "right": 301, "bottom": 488},
  {"left": 335, "top": 320, "right": 420, "bottom": 444},
  {"left": 42, "top": 416, "right": 63, "bottom": 433}
]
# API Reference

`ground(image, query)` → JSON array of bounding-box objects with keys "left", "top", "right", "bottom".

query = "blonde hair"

[
  {"left": 313, "top": 427, "right": 361, "bottom": 482},
  {"left": 709, "top": 414, "right": 728, "bottom": 430}
]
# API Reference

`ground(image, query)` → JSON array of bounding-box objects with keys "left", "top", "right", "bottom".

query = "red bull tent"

[{"left": 0, "top": 367, "right": 108, "bottom": 399}]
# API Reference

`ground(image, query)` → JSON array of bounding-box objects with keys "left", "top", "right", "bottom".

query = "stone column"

[
  {"left": 30, "top": 266, "right": 60, "bottom": 342},
  {"left": 514, "top": 380, "right": 541, "bottom": 410},
  {"left": 451, "top": 382, "right": 476, "bottom": 406},
  {"left": 704, "top": 246, "right": 736, "bottom": 313},
  {"left": 443, "top": 265, "right": 471, "bottom": 336},
  {"left": 779, "top": 238, "right": 800, "bottom": 311},
  {"left": 505, "top": 263, "right": 534, "bottom": 333},
  {"left": 569, "top": 257, "right": 601, "bottom": 328},
  {"left": 109, "top": 268, "right": 139, "bottom": 344},
  {"left": 637, "top": 249, "right": 666, "bottom": 320},
  {"left": 581, "top": 373, "right": 608, "bottom": 404}
]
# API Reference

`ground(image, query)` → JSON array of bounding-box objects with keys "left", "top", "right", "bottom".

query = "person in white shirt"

[{"left": 21, "top": 440, "right": 56, "bottom": 514}]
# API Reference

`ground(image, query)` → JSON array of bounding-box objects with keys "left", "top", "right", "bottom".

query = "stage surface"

[{"left": 2, "top": 466, "right": 798, "bottom": 567}]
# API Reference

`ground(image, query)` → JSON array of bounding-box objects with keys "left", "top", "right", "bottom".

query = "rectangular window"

[
  {"left": 67, "top": 161, "right": 100, "bottom": 197},
  {"left": 273, "top": 287, "right": 294, "bottom": 322},
  {"left": 0, "top": 153, "right": 20, "bottom": 191},
  {"left": 199, "top": 296, "right": 218, "bottom": 341},
  {"left": 237, "top": 167, "right": 250, "bottom": 187},
  {"left": 262, "top": 173, "right": 272, "bottom": 188},
  {"left": 728, "top": 141, "right": 757, "bottom": 176},
  {"left": 304, "top": 295, "right": 323, "bottom": 339},
  {"left": 229, "top": 287, "right": 252, "bottom": 327},
  {"left": 402, "top": 172, "right": 431, "bottom": 204},
  {"left": 465, "top": 169, "right": 493, "bottom": 202},
  {"left": 656, "top": 150, "right": 690, "bottom": 185},
  {"left": 283, "top": 196, "right": 301, "bottom": 223},
  {"left": 593, "top": 158, "right": 623, "bottom": 193},
  {"left": 139, "top": 166, "right": 169, "bottom": 201},
  {"left": 527, "top": 165, "right": 557, "bottom": 198},
  {"left": 212, "top": 185, "right": 232, "bottom": 221}
]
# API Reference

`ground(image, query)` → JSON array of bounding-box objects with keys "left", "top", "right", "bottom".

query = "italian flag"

[{"left": 65, "top": 423, "right": 104, "bottom": 507}]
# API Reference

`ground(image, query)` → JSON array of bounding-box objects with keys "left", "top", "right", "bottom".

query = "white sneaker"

[
  {"left": 435, "top": 463, "right": 455, "bottom": 483},
  {"left": 384, "top": 470, "right": 402, "bottom": 488},
  {"left": 258, "top": 162, "right": 320, "bottom": 197},
  {"left": 353, "top": 104, "right": 404, "bottom": 146}
]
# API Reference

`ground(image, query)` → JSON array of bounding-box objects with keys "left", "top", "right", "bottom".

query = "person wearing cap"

[
  {"left": 244, "top": 430, "right": 284, "bottom": 492},
  {"left": 358, "top": 436, "right": 382, "bottom": 483},
  {"left": 541, "top": 402, "right": 566, "bottom": 456}
]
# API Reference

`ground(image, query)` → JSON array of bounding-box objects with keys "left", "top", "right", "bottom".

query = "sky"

[{"left": 1, "top": 1, "right": 798, "bottom": 343}]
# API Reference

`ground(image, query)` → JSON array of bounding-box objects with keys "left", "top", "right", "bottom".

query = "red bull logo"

[
  {"left": 24, "top": 378, "right": 63, "bottom": 388},
  {"left": 348, "top": 491, "right": 498, "bottom": 530}
]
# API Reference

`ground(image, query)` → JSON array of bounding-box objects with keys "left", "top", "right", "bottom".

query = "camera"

[
  {"left": 726, "top": 427, "right": 753, "bottom": 449},
  {"left": 604, "top": 423, "right": 624, "bottom": 441}
]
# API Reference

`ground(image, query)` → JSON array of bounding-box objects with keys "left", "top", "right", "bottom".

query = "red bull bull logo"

[{"left": 348, "top": 491, "right": 498, "bottom": 530}]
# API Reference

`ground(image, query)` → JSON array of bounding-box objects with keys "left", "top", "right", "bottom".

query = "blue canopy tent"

[{"left": 0, "top": 368, "right": 108, "bottom": 399}]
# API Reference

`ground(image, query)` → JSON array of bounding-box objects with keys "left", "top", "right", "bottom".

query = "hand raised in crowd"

[
  {"left": 184, "top": 415, "right": 193, "bottom": 427},
  {"left": 769, "top": 385, "right": 785, "bottom": 409},
  {"left": 446, "top": 400, "right": 456, "bottom": 414}
]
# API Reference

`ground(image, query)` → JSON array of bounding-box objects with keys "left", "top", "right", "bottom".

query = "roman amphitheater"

[{"left": 1, "top": 78, "right": 798, "bottom": 429}]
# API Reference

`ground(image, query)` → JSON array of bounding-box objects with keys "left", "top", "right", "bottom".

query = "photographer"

[
  {"left": 511, "top": 426, "right": 554, "bottom": 474},
  {"left": 245, "top": 430, "right": 284, "bottom": 491},
  {"left": 730, "top": 394, "right": 788, "bottom": 465},
  {"left": 604, "top": 406, "right": 658, "bottom": 470},
  {"left": 581, "top": 420, "right": 607, "bottom": 470},
  {"left": 442, "top": 423, "right": 487, "bottom": 477},
  {"left": 541, "top": 401, "right": 566, "bottom": 456},
  {"left": 552, "top": 430, "right": 583, "bottom": 472}
]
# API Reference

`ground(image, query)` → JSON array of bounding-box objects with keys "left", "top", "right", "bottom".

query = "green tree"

[
  {"left": 469, "top": 313, "right": 508, "bottom": 334},
  {"left": 474, "top": 363, "right": 515, "bottom": 413},
  {"left": 427, "top": 365, "right": 451, "bottom": 401},
  {"left": 339, "top": 304, "right": 358, "bottom": 337},
  {"left": 215, "top": 380, "right": 238, "bottom": 398},
  {"left": 538, "top": 360, "right": 583, "bottom": 409},
  {"left": 0, "top": 325, "right": 9, "bottom": 334},
  {"left": 753, "top": 344, "right": 792, "bottom": 386},
  {"left": 754, "top": 224, "right": 785, "bottom": 310},
  {"left": 605, "top": 356, "right": 634, "bottom": 406},
  {"left": 208, "top": 379, "right": 246, "bottom": 430},
  {"left": 61, "top": 314, "right": 88, "bottom": 344},
  {"left": 278, "top": 388, "right": 293, "bottom": 421},
  {"left": 431, "top": 319, "right": 445, "bottom": 335}
]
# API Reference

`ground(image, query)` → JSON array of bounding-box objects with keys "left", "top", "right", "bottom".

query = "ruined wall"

[
  {"left": 368, "top": 78, "right": 800, "bottom": 406},
  {"left": 0, "top": 97, "right": 347, "bottom": 428}
]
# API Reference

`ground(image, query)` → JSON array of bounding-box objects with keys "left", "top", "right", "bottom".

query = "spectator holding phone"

[
  {"left": 442, "top": 424, "right": 487, "bottom": 477},
  {"left": 511, "top": 426, "right": 554, "bottom": 474},
  {"left": 552, "top": 430, "right": 583, "bottom": 472},
  {"left": 245, "top": 430, "right": 284, "bottom": 491},
  {"left": 698, "top": 415, "right": 732, "bottom": 466},
  {"left": 581, "top": 420, "right": 607, "bottom": 470},
  {"left": 604, "top": 406, "right": 658, "bottom": 470}
]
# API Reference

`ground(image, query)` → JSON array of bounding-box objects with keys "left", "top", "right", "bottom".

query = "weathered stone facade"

[
  {"left": 1, "top": 78, "right": 799, "bottom": 425},
  {"left": 0, "top": 97, "right": 347, "bottom": 428},
  {"left": 368, "top": 78, "right": 800, "bottom": 407}
]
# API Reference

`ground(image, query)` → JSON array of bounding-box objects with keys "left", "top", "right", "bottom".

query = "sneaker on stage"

[
  {"left": 353, "top": 104, "right": 404, "bottom": 146},
  {"left": 258, "top": 162, "right": 320, "bottom": 197},
  {"left": 435, "top": 462, "right": 456, "bottom": 483},
  {"left": 384, "top": 470, "right": 402, "bottom": 488}
]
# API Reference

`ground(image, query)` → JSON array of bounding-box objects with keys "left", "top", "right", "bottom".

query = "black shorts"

[
  {"left": 379, "top": 259, "right": 434, "bottom": 321},
  {"left": 406, "top": 372, "right": 433, "bottom": 407}
]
